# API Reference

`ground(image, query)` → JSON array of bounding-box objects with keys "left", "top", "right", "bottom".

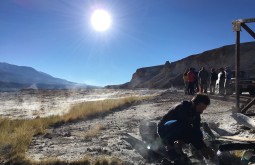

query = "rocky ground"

[{"left": 20, "top": 89, "right": 255, "bottom": 164}]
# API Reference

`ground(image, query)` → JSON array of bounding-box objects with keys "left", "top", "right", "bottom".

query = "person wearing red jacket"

[{"left": 187, "top": 68, "right": 196, "bottom": 95}]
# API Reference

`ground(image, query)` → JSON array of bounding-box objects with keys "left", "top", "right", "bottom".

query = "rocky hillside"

[
  {"left": 106, "top": 41, "right": 255, "bottom": 89},
  {"left": 0, "top": 62, "right": 94, "bottom": 91}
]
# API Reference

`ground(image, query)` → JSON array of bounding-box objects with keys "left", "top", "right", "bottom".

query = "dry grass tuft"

[
  {"left": 94, "top": 156, "right": 123, "bottom": 165},
  {"left": 0, "top": 96, "right": 149, "bottom": 164},
  {"left": 28, "top": 156, "right": 123, "bottom": 165},
  {"left": 84, "top": 124, "right": 105, "bottom": 139},
  {"left": 62, "top": 96, "right": 143, "bottom": 122},
  {"left": 0, "top": 117, "right": 60, "bottom": 163},
  {"left": 31, "top": 156, "right": 91, "bottom": 165}
]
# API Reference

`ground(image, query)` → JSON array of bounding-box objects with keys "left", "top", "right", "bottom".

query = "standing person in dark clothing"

[
  {"left": 225, "top": 66, "right": 232, "bottom": 95},
  {"left": 183, "top": 69, "right": 189, "bottom": 94},
  {"left": 193, "top": 68, "right": 199, "bottom": 93},
  {"left": 218, "top": 68, "right": 225, "bottom": 95},
  {"left": 210, "top": 68, "right": 218, "bottom": 94},
  {"left": 198, "top": 67, "right": 209, "bottom": 93},
  {"left": 157, "top": 94, "right": 215, "bottom": 161}
]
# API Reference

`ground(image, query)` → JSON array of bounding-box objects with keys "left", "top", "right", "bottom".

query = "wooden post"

[
  {"left": 232, "top": 18, "right": 255, "bottom": 112},
  {"left": 235, "top": 30, "right": 240, "bottom": 111}
]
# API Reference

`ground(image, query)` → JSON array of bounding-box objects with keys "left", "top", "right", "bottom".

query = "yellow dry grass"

[
  {"left": 84, "top": 124, "right": 105, "bottom": 139},
  {"left": 0, "top": 95, "right": 150, "bottom": 164},
  {"left": 62, "top": 96, "right": 141, "bottom": 122}
]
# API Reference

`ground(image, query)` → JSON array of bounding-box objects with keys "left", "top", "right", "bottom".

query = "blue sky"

[{"left": 0, "top": 0, "right": 254, "bottom": 86}]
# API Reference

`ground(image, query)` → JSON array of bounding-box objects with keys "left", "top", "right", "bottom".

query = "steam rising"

[{"left": 0, "top": 89, "right": 164, "bottom": 119}]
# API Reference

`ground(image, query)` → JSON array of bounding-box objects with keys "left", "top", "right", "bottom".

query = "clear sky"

[{"left": 0, "top": 0, "right": 254, "bottom": 86}]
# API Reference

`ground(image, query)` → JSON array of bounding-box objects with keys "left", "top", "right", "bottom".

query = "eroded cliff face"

[{"left": 106, "top": 41, "right": 255, "bottom": 89}]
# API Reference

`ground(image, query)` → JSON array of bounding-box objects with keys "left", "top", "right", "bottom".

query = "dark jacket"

[
  {"left": 158, "top": 101, "right": 205, "bottom": 149},
  {"left": 198, "top": 69, "right": 209, "bottom": 84},
  {"left": 219, "top": 71, "right": 225, "bottom": 84},
  {"left": 210, "top": 71, "right": 218, "bottom": 81}
]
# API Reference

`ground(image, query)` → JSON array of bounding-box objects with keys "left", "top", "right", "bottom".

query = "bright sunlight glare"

[{"left": 91, "top": 9, "right": 112, "bottom": 32}]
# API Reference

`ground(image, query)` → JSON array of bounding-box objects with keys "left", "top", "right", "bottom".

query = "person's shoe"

[
  {"left": 167, "top": 149, "right": 182, "bottom": 160},
  {"left": 166, "top": 148, "right": 189, "bottom": 164},
  {"left": 173, "top": 155, "right": 189, "bottom": 164},
  {"left": 174, "top": 140, "right": 184, "bottom": 155}
]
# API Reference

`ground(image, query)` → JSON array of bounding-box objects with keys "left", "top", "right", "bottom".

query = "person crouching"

[{"left": 157, "top": 94, "right": 215, "bottom": 161}]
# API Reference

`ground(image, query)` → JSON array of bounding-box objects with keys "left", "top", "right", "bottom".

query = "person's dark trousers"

[
  {"left": 158, "top": 120, "right": 204, "bottom": 150},
  {"left": 224, "top": 79, "right": 231, "bottom": 95},
  {"left": 188, "top": 82, "right": 194, "bottom": 95},
  {"left": 219, "top": 82, "right": 225, "bottom": 95},
  {"left": 200, "top": 83, "right": 208, "bottom": 93},
  {"left": 210, "top": 80, "right": 216, "bottom": 94},
  {"left": 195, "top": 81, "right": 199, "bottom": 92}
]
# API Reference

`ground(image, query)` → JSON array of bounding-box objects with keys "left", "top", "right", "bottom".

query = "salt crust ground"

[{"left": 1, "top": 89, "right": 254, "bottom": 164}]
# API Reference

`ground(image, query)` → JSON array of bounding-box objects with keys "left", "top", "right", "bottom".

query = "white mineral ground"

[{"left": 1, "top": 89, "right": 255, "bottom": 164}]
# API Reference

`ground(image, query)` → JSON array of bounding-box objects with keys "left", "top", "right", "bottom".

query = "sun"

[{"left": 90, "top": 9, "right": 112, "bottom": 32}]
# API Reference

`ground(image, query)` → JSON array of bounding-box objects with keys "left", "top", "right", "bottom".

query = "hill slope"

[
  {"left": 106, "top": 41, "right": 255, "bottom": 89},
  {"left": 0, "top": 62, "right": 92, "bottom": 91}
]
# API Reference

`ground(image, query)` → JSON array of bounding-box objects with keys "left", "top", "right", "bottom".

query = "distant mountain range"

[
  {"left": 106, "top": 41, "right": 255, "bottom": 89},
  {"left": 0, "top": 62, "right": 96, "bottom": 91},
  {"left": 4, "top": 41, "right": 254, "bottom": 91}
]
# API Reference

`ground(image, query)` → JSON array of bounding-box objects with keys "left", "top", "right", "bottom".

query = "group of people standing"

[{"left": 183, "top": 66, "right": 232, "bottom": 95}]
